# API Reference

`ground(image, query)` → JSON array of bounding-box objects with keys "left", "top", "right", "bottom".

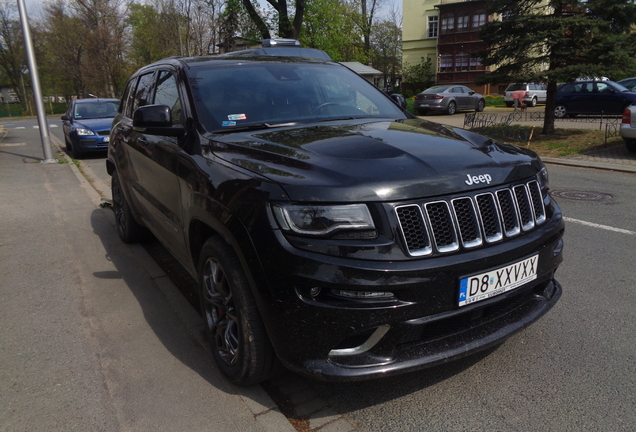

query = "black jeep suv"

[{"left": 107, "top": 45, "right": 564, "bottom": 385}]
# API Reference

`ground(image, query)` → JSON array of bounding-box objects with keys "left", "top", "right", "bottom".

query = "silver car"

[
  {"left": 619, "top": 102, "right": 636, "bottom": 152},
  {"left": 414, "top": 85, "right": 485, "bottom": 115},
  {"left": 503, "top": 83, "right": 548, "bottom": 107}
]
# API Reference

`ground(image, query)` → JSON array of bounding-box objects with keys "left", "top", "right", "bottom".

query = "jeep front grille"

[{"left": 395, "top": 180, "right": 546, "bottom": 257}]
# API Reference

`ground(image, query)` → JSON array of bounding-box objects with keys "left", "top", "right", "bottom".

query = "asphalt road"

[{"left": 14, "top": 116, "right": 636, "bottom": 431}]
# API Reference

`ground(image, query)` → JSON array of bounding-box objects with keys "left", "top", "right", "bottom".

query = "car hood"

[
  {"left": 72, "top": 117, "right": 114, "bottom": 132},
  {"left": 205, "top": 118, "right": 543, "bottom": 202}
]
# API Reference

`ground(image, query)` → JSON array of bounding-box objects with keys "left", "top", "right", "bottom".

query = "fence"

[{"left": 463, "top": 112, "right": 621, "bottom": 144}]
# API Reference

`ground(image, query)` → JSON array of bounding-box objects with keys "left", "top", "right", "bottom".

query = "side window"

[
  {"left": 155, "top": 70, "right": 183, "bottom": 125},
  {"left": 132, "top": 72, "right": 156, "bottom": 113}
]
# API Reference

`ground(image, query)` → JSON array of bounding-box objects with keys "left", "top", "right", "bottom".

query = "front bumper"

[
  {"left": 253, "top": 207, "right": 565, "bottom": 381},
  {"left": 72, "top": 135, "right": 110, "bottom": 152}
]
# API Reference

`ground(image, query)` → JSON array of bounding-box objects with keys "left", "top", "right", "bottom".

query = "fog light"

[
  {"left": 310, "top": 287, "right": 321, "bottom": 297},
  {"left": 331, "top": 289, "right": 394, "bottom": 300}
]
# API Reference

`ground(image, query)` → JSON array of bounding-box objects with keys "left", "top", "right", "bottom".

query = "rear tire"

[
  {"left": 199, "top": 237, "right": 279, "bottom": 385},
  {"left": 625, "top": 139, "right": 636, "bottom": 153},
  {"left": 111, "top": 172, "right": 147, "bottom": 243}
]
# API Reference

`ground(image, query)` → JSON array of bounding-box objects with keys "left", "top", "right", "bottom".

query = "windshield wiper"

[{"left": 210, "top": 122, "right": 300, "bottom": 134}]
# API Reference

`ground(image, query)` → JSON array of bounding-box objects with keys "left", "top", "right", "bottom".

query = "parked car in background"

[
  {"left": 107, "top": 41, "right": 564, "bottom": 385},
  {"left": 503, "top": 83, "right": 548, "bottom": 107},
  {"left": 61, "top": 98, "right": 119, "bottom": 158},
  {"left": 619, "top": 103, "right": 636, "bottom": 152},
  {"left": 618, "top": 77, "right": 636, "bottom": 91},
  {"left": 554, "top": 80, "right": 636, "bottom": 118},
  {"left": 414, "top": 85, "right": 485, "bottom": 115}
]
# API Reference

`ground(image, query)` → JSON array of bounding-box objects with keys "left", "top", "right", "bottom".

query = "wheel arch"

[{"left": 187, "top": 203, "right": 271, "bottom": 306}]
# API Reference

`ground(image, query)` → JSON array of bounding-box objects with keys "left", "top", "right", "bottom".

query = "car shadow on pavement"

[{"left": 88, "top": 207, "right": 240, "bottom": 394}]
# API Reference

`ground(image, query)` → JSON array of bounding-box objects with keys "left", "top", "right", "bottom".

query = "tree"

[
  {"left": 349, "top": 0, "right": 381, "bottom": 55},
  {"left": 243, "top": 0, "right": 304, "bottom": 39},
  {"left": 299, "top": 0, "right": 366, "bottom": 62},
  {"left": 369, "top": 8, "right": 401, "bottom": 88},
  {"left": 70, "top": 0, "right": 129, "bottom": 98},
  {"left": 0, "top": 1, "right": 27, "bottom": 109},
  {"left": 39, "top": 0, "right": 86, "bottom": 101},
  {"left": 477, "top": 0, "right": 636, "bottom": 134},
  {"left": 402, "top": 56, "right": 435, "bottom": 94}
]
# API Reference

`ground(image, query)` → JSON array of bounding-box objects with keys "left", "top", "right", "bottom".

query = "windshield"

[
  {"left": 73, "top": 101, "right": 119, "bottom": 119},
  {"left": 187, "top": 61, "right": 406, "bottom": 132}
]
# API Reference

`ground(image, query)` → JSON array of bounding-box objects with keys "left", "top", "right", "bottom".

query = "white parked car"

[
  {"left": 503, "top": 83, "right": 548, "bottom": 107},
  {"left": 619, "top": 103, "right": 636, "bottom": 152}
]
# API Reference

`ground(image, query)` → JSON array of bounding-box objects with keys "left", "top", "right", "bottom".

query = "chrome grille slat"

[
  {"left": 425, "top": 201, "right": 459, "bottom": 253},
  {"left": 395, "top": 180, "right": 546, "bottom": 257}
]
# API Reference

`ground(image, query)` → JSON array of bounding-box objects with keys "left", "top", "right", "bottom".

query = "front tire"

[
  {"left": 476, "top": 99, "right": 485, "bottom": 112},
  {"left": 554, "top": 105, "right": 567, "bottom": 118},
  {"left": 446, "top": 101, "right": 457, "bottom": 115},
  {"left": 199, "top": 237, "right": 279, "bottom": 385},
  {"left": 530, "top": 97, "right": 538, "bottom": 107},
  {"left": 111, "top": 172, "right": 147, "bottom": 243}
]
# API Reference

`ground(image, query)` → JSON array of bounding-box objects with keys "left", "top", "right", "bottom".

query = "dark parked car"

[
  {"left": 107, "top": 43, "right": 564, "bottom": 385},
  {"left": 414, "top": 85, "right": 485, "bottom": 115},
  {"left": 62, "top": 98, "right": 119, "bottom": 158},
  {"left": 618, "top": 77, "right": 636, "bottom": 91},
  {"left": 554, "top": 80, "right": 636, "bottom": 118}
]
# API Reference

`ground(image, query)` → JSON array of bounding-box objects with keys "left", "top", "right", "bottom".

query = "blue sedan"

[
  {"left": 62, "top": 98, "right": 119, "bottom": 158},
  {"left": 554, "top": 80, "right": 636, "bottom": 118}
]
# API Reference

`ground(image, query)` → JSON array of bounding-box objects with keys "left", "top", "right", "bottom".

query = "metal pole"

[{"left": 16, "top": 0, "right": 56, "bottom": 164}]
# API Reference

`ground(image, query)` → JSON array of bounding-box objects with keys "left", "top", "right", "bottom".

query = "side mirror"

[
  {"left": 133, "top": 105, "right": 184, "bottom": 137},
  {"left": 61, "top": 115, "right": 69, "bottom": 121},
  {"left": 468, "top": 91, "right": 476, "bottom": 95},
  {"left": 390, "top": 93, "right": 408, "bottom": 110}
]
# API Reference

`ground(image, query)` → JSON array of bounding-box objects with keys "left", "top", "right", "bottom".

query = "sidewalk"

[{"left": 0, "top": 129, "right": 295, "bottom": 430}]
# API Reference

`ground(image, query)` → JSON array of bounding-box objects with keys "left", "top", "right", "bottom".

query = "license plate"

[{"left": 458, "top": 255, "right": 538, "bottom": 307}]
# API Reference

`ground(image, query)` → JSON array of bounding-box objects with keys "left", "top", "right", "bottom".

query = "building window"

[
  {"left": 457, "top": 14, "right": 469, "bottom": 31},
  {"left": 470, "top": 54, "right": 483, "bottom": 70},
  {"left": 456, "top": 52, "right": 469, "bottom": 71},
  {"left": 428, "top": 16, "right": 439, "bottom": 38},
  {"left": 439, "top": 54, "right": 453, "bottom": 72},
  {"left": 472, "top": 13, "right": 487, "bottom": 29},
  {"left": 441, "top": 14, "right": 455, "bottom": 34}
]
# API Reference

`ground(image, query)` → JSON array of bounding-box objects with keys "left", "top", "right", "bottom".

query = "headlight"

[
  {"left": 537, "top": 166, "right": 549, "bottom": 191},
  {"left": 76, "top": 128, "right": 96, "bottom": 136},
  {"left": 272, "top": 203, "right": 375, "bottom": 236}
]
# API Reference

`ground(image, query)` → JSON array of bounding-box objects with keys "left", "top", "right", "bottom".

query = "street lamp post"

[{"left": 16, "top": 0, "right": 56, "bottom": 164}]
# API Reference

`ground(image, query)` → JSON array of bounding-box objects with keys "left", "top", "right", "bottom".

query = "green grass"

[{"left": 472, "top": 125, "right": 624, "bottom": 157}]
